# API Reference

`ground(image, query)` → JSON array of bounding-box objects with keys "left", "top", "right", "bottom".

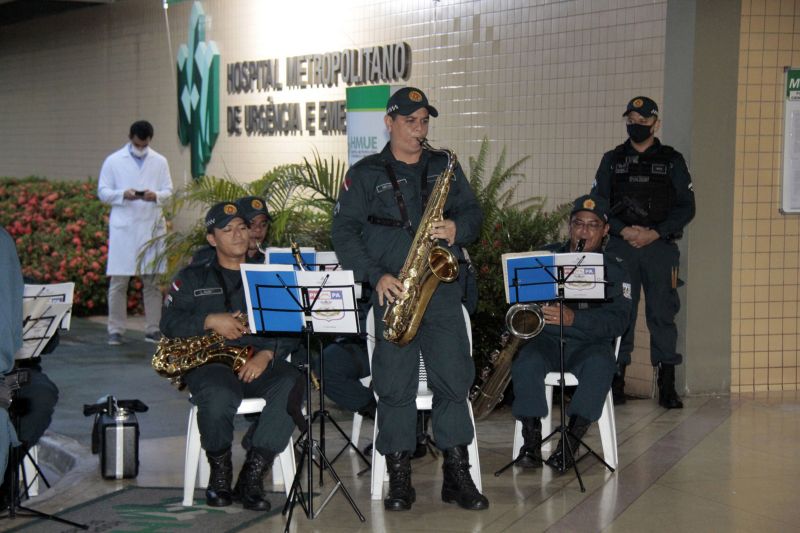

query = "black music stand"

[
  {"left": 240, "top": 267, "right": 365, "bottom": 531},
  {"left": 299, "top": 262, "right": 371, "bottom": 478},
  {"left": 493, "top": 251, "right": 614, "bottom": 491},
  {"left": 1, "top": 370, "right": 87, "bottom": 529}
]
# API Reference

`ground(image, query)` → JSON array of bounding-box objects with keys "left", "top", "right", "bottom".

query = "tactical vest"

[{"left": 609, "top": 144, "right": 676, "bottom": 227}]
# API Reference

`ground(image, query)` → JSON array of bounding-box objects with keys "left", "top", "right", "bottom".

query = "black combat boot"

[
  {"left": 612, "top": 364, "right": 627, "bottom": 405},
  {"left": 233, "top": 448, "right": 275, "bottom": 511},
  {"left": 384, "top": 451, "right": 415, "bottom": 511},
  {"left": 515, "top": 417, "right": 543, "bottom": 468},
  {"left": 205, "top": 448, "right": 233, "bottom": 507},
  {"left": 545, "top": 415, "right": 591, "bottom": 472},
  {"left": 441, "top": 445, "right": 489, "bottom": 510},
  {"left": 657, "top": 363, "right": 684, "bottom": 409}
]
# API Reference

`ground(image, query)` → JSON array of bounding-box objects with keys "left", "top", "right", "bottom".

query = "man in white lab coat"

[{"left": 98, "top": 120, "right": 173, "bottom": 345}]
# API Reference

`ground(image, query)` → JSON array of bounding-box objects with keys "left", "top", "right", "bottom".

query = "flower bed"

[{"left": 0, "top": 177, "right": 143, "bottom": 315}]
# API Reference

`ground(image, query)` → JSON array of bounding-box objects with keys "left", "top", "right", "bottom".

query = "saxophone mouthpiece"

[{"left": 576, "top": 239, "right": 586, "bottom": 252}]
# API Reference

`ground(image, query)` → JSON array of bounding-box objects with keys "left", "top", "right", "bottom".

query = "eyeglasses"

[{"left": 570, "top": 219, "right": 604, "bottom": 231}]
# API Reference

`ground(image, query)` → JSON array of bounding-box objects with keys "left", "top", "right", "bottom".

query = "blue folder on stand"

[
  {"left": 504, "top": 254, "right": 558, "bottom": 304},
  {"left": 241, "top": 266, "right": 305, "bottom": 333}
]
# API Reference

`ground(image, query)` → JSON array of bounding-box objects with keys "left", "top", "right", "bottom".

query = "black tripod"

[
  {"left": 494, "top": 252, "right": 615, "bottom": 491},
  {"left": 304, "top": 333, "right": 371, "bottom": 481},
  {"left": 1, "top": 373, "right": 87, "bottom": 529},
  {"left": 279, "top": 282, "right": 365, "bottom": 532}
]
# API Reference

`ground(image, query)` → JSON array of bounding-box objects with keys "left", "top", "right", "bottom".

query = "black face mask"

[{"left": 627, "top": 122, "right": 653, "bottom": 144}]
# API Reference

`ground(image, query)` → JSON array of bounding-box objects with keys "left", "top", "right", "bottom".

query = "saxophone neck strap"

[
  {"left": 383, "top": 157, "right": 431, "bottom": 239},
  {"left": 211, "top": 263, "right": 242, "bottom": 313}
]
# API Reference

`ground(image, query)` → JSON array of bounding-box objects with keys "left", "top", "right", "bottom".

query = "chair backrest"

[
  {"left": 365, "top": 305, "right": 473, "bottom": 390},
  {"left": 613, "top": 336, "right": 621, "bottom": 362}
]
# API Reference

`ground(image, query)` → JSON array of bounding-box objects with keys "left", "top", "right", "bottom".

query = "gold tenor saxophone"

[
  {"left": 152, "top": 314, "right": 252, "bottom": 388},
  {"left": 469, "top": 304, "right": 544, "bottom": 420},
  {"left": 383, "top": 139, "right": 460, "bottom": 346}
]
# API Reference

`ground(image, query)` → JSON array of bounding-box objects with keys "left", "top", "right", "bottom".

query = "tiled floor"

[{"left": 15, "top": 392, "right": 800, "bottom": 532}]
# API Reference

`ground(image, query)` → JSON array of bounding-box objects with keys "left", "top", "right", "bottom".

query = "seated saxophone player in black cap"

[
  {"left": 160, "top": 202, "right": 301, "bottom": 512},
  {"left": 511, "top": 195, "right": 632, "bottom": 472}
]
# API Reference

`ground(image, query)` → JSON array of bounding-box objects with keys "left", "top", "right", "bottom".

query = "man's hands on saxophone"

[
  {"left": 238, "top": 350, "right": 273, "bottom": 383},
  {"left": 540, "top": 302, "right": 575, "bottom": 326},
  {"left": 376, "top": 218, "right": 458, "bottom": 306},
  {"left": 203, "top": 311, "right": 250, "bottom": 340},
  {"left": 430, "top": 219, "right": 456, "bottom": 246}
]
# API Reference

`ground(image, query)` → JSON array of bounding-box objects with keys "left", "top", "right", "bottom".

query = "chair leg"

[
  {"left": 370, "top": 411, "right": 385, "bottom": 500},
  {"left": 22, "top": 445, "right": 39, "bottom": 497},
  {"left": 351, "top": 413, "right": 364, "bottom": 451},
  {"left": 512, "top": 420, "right": 523, "bottom": 460},
  {"left": 183, "top": 407, "right": 202, "bottom": 507},
  {"left": 542, "top": 385, "right": 554, "bottom": 453},
  {"left": 275, "top": 439, "right": 296, "bottom": 497},
  {"left": 466, "top": 402, "right": 482, "bottom": 493},
  {"left": 598, "top": 390, "right": 618, "bottom": 469}
]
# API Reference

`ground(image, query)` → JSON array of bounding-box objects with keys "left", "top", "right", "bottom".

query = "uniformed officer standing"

[
  {"left": 331, "top": 87, "right": 488, "bottom": 511},
  {"left": 591, "top": 97, "right": 695, "bottom": 409},
  {"left": 512, "top": 195, "right": 631, "bottom": 471},
  {"left": 160, "top": 202, "right": 300, "bottom": 511}
]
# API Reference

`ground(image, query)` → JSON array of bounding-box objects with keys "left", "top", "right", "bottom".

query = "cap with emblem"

[
  {"left": 205, "top": 201, "right": 244, "bottom": 233},
  {"left": 386, "top": 87, "right": 439, "bottom": 117},
  {"left": 236, "top": 196, "right": 271, "bottom": 222},
  {"left": 623, "top": 96, "right": 659, "bottom": 118},
  {"left": 570, "top": 194, "right": 610, "bottom": 223}
]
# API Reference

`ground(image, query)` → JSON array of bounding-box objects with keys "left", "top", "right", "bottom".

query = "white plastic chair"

[
  {"left": 367, "top": 306, "right": 482, "bottom": 500},
  {"left": 182, "top": 397, "right": 296, "bottom": 507},
  {"left": 511, "top": 337, "right": 622, "bottom": 469},
  {"left": 22, "top": 445, "right": 40, "bottom": 497},
  {"left": 350, "top": 374, "right": 372, "bottom": 450}
]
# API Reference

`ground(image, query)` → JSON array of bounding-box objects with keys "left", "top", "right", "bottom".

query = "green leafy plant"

[
  {"left": 465, "top": 138, "right": 569, "bottom": 370},
  {"left": 153, "top": 151, "right": 347, "bottom": 281}
]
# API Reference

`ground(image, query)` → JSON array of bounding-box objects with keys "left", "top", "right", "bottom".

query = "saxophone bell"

[{"left": 505, "top": 303, "right": 545, "bottom": 339}]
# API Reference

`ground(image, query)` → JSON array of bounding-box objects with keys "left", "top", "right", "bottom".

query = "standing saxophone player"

[
  {"left": 160, "top": 202, "right": 300, "bottom": 512},
  {"left": 512, "top": 195, "right": 632, "bottom": 471},
  {"left": 331, "top": 87, "right": 487, "bottom": 511}
]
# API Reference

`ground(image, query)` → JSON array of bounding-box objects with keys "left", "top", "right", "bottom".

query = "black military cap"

[
  {"left": 623, "top": 96, "right": 659, "bottom": 118},
  {"left": 570, "top": 194, "right": 610, "bottom": 223},
  {"left": 205, "top": 201, "right": 244, "bottom": 232},
  {"left": 386, "top": 87, "right": 439, "bottom": 117},
  {"left": 236, "top": 196, "right": 272, "bottom": 222}
]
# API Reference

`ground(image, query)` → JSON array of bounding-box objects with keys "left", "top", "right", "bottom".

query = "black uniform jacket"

[
  {"left": 539, "top": 242, "right": 632, "bottom": 345},
  {"left": 160, "top": 256, "right": 298, "bottom": 357},
  {"left": 331, "top": 142, "right": 483, "bottom": 289},
  {"left": 592, "top": 138, "right": 695, "bottom": 239}
]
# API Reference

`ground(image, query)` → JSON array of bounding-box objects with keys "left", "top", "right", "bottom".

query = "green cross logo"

[{"left": 177, "top": 1, "right": 220, "bottom": 179}]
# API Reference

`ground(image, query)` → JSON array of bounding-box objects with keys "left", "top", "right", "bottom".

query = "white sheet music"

[
  {"left": 23, "top": 282, "right": 75, "bottom": 329},
  {"left": 296, "top": 270, "right": 359, "bottom": 334},
  {"left": 18, "top": 299, "right": 72, "bottom": 359}
]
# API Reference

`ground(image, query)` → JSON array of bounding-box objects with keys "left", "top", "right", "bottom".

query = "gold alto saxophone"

[
  {"left": 383, "top": 138, "right": 460, "bottom": 346},
  {"left": 152, "top": 313, "right": 252, "bottom": 388}
]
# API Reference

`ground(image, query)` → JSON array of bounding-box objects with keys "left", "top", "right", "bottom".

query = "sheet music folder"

[
  {"left": 240, "top": 264, "right": 360, "bottom": 335},
  {"left": 502, "top": 251, "right": 606, "bottom": 304}
]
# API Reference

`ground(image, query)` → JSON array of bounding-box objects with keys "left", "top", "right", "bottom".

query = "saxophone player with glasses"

[
  {"left": 511, "top": 195, "right": 632, "bottom": 472},
  {"left": 332, "top": 87, "right": 488, "bottom": 511},
  {"left": 159, "top": 202, "right": 300, "bottom": 512}
]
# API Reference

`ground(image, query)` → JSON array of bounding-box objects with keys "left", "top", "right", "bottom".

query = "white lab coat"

[{"left": 97, "top": 144, "right": 173, "bottom": 276}]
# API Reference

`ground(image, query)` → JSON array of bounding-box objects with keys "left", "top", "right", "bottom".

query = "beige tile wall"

[
  {"left": 0, "top": 0, "right": 670, "bottom": 380},
  {"left": 0, "top": 0, "right": 668, "bottom": 211},
  {"left": 732, "top": 0, "right": 800, "bottom": 393}
]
